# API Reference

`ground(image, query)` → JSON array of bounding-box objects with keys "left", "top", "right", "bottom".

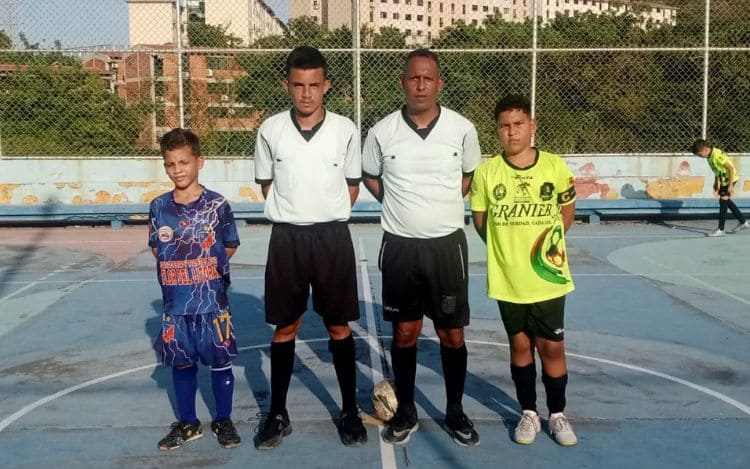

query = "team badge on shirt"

[
  {"left": 158, "top": 226, "right": 174, "bottom": 242},
  {"left": 493, "top": 183, "right": 507, "bottom": 201},
  {"left": 540, "top": 182, "right": 554, "bottom": 201}
]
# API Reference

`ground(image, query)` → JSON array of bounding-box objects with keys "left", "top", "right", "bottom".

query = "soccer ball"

[{"left": 372, "top": 379, "right": 398, "bottom": 422}]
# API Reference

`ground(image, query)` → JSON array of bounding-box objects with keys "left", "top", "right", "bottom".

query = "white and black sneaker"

[
  {"left": 381, "top": 406, "right": 419, "bottom": 445},
  {"left": 445, "top": 407, "right": 479, "bottom": 447},
  {"left": 732, "top": 221, "right": 750, "bottom": 233}
]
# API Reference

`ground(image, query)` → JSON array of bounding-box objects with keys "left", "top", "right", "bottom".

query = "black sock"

[
  {"left": 270, "top": 340, "right": 295, "bottom": 416},
  {"left": 542, "top": 373, "right": 568, "bottom": 414},
  {"left": 726, "top": 199, "right": 745, "bottom": 224},
  {"left": 330, "top": 334, "right": 357, "bottom": 413},
  {"left": 440, "top": 344, "right": 467, "bottom": 412},
  {"left": 391, "top": 344, "right": 417, "bottom": 411},
  {"left": 510, "top": 363, "right": 537, "bottom": 412},
  {"left": 719, "top": 199, "right": 728, "bottom": 230}
]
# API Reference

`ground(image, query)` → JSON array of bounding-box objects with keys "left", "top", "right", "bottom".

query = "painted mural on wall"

[{"left": 0, "top": 155, "right": 746, "bottom": 206}]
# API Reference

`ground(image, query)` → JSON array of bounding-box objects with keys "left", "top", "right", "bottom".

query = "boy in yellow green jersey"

[
  {"left": 469, "top": 95, "right": 577, "bottom": 446},
  {"left": 691, "top": 139, "right": 749, "bottom": 237}
]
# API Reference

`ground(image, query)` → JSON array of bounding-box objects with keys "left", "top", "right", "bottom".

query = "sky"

[{"left": 3, "top": 0, "right": 290, "bottom": 50}]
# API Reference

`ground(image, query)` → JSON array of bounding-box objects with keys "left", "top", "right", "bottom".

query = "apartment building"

[
  {"left": 295, "top": 0, "right": 676, "bottom": 46},
  {"left": 129, "top": 0, "right": 285, "bottom": 47}
]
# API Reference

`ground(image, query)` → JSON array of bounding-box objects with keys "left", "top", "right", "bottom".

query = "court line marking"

[
  {"left": 358, "top": 238, "right": 397, "bottom": 469},
  {"left": 0, "top": 261, "right": 77, "bottom": 303},
  {"left": 641, "top": 257, "right": 750, "bottom": 308},
  {"left": 0, "top": 270, "right": 747, "bottom": 286},
  {"left": 2, "top": 337, "right": 749, "bottom": 435}
]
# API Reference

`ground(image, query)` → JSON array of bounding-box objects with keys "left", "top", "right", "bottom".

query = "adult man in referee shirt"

[
  {"left": 253, "top": 46, "right": 367, "bottom": 449},
  {"left": 362, "top": 48, "right": 482, "bottom": 447}
]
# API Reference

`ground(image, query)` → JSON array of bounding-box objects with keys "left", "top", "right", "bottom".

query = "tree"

[
  {"left": 0, "top": 30, "right": 12, "bottom": 49},
  {"left": 187, "top": 22, "right": 243, "bottom": 47},
  {"left": 18, "top": 32, "right": 39, "bottom": 50},
  {"left": 0, "top": 64, "right": 144, "bottom": 155}
]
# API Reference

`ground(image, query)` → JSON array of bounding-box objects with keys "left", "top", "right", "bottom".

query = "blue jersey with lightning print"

[{"left": 148, "top": 189, "right": 240, "bottom": 316}]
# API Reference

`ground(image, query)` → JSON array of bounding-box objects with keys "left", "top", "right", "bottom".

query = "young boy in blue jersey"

[{"left": 150, "top": 128, "right": 242, "bottom": 451}]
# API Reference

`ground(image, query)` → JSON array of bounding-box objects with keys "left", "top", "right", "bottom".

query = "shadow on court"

[{"left": 0, "top": 203, "right": 57, "bottom": 297}]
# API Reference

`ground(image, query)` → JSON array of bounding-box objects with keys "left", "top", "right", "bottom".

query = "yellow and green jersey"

[
  {"left": 470, "top": 150, "right": 576, "bottom": 303},
  {"left": 707, "top": 147, "right": 740, "bottom": 186}
]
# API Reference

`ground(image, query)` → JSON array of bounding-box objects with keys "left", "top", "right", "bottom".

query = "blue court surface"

[{"left": 0, "top": 220, "right": 748, "bottom": 469}]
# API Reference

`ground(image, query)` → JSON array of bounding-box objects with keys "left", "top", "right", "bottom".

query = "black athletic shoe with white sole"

[
  {"left": 445, "top": 409, "right": 480, "bottom": 447},
  {"left": 381, "top": 407, "right": 419, "bottom": 445}
]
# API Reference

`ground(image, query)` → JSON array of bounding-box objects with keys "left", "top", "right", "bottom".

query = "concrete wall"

[{"left": 0, "top": 155, "right": 748, "bottom": 206}]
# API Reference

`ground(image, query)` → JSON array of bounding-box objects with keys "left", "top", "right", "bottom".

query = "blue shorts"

[{"left": 159, "top": 310, "right": 238, "bottom": 367}]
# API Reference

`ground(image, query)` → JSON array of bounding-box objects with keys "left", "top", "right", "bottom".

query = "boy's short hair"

[
  {"left": 285, "top": 45, "right": 328, "bottom": 78},
  {"left": 493, "top": 94, "right": 532, "bottom": 121},
  {"left": 690, "top": 139, "right": 709, "bottom": 155},
  {"left": 402, "top": 48, "right": 440, "bottom": 77},
  {"left": 160, "top": 128, "right": 201, "bottom": 157}
]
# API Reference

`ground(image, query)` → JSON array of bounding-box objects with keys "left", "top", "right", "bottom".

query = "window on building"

[
  {"left": 439, "top": 2, "right": 443, "bottom": 12},
  {"left": 471, "top": 19, "right": 478, "bottom": 25},
  {"left": 370, "top": 11, "right": 374, "bottom": 21},
  {"left": 417, "top": 0, "right": 423, "bottom": 5},
  {"left": 417, "top": 14, "right": 423, "bottom": 21},
  {"left": 393, "top": 12, "right": 399, "bottom": 19},
  {"left": 472, "top": 4, "right": 478, "bottom": 11},
  {"left": 439, "top": 17, "right": 443, "bottom": 26},
  {"left": 405, "top": 28, "right": 412, "bottom": 35},
  {"left": 417, "top": 30, "right": 423, "bottom": 36},
  {"left": 483, "top": 5, "right": 489, "bottom": 12},
  {"left": 207, "top": 56, "right": 228, "bottom": 69},
  {"left": 381, "top": 11, "right": 387, "bottom": 18},
  {"left": 427, "top": 16, "right": 431, "bottom": 26},
  {"left": 207, "top": 82, "right": 227, "bottom": 95},
  {"left": 406, "top": 14, "right": 412, "bottom": 19}
]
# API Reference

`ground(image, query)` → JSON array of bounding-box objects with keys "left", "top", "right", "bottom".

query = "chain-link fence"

[{"left": 0, "top": 0, "right": 747, "bottom": 157}]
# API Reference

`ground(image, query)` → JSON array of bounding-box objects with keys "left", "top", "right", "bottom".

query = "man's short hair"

[
  {"left": 285, "top": 45, "right": 328, "bottom": 78},
  {"left": 493, "top": 94, "right": 532, "bottom": 121},
  {"left": 160, "top": 128, "right": 201, "bottom": 157},
  {"left": 402, "top": 48, "right": 440, "bottom": 77},
  {"left": 691, "top": 139, "right": 709, "bottom": 155}
]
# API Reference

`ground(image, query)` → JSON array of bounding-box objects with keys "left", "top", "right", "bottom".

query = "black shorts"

[
  {"left": 718, "top": 183, "right": 734, "bottom": 197},
  {"left": 497, "top": 296, "right": 566, "bottom": 341},
  {"left": 379, "top": 229, "right": 469, "bottom": 329},
  {"left": 265, "top": 222, "right": 359, "bottom": 327}
]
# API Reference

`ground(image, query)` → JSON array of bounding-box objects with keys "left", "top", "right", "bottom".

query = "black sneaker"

[
  {"left": 445, "top": 408, "right": 480, "bottom": 447},
  {"left": 158, "top": 420, "right": 203, "bottom": 451},
  {"left": 381, "top": 406, "right": 419, "bottom": 445},
  {"left": 337, "top": 410, "right": 367, "bottom": 447},
  {"left": 253, "top": 411, "right": 292, "bottom": 450},
  {"left": 211, "top": 418, "right": 241, "bottom": 448}
]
